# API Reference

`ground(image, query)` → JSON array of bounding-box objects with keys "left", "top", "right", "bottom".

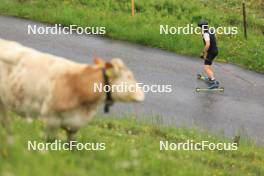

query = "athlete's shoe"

[
  {"left": 208, "top": 80, "right": 219, "bottom": 89},
  {"left": 203, "top": 76, "right": 210, "bottom": 82}
]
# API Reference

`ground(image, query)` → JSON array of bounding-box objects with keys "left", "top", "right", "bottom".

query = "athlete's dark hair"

[{"left": 198, "top": 20, "right": 209, "bottom": 29}]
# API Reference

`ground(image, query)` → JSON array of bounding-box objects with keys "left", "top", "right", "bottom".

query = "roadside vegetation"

[
  {"left": 0, "top": 0, "right": 263, "bottom": 72},
  {"left": 1, "top": 116, "right": 264, "bottom": 176}
]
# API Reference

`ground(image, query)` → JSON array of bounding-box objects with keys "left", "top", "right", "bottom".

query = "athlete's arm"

[
  {"left": 203, "top": 33, "right": 210, "bottom": 59},
  {"left": 203, "top": 41, "right": 210, "bottom": 58}
]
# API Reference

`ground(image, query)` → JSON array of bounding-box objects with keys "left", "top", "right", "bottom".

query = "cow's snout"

[{"left": 133, "top": 89, "right": 145, "bottom": 102}]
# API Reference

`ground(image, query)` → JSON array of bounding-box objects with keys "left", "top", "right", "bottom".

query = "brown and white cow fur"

[{"left": 0, "top": 39, "right": 144, "bottom": 141}]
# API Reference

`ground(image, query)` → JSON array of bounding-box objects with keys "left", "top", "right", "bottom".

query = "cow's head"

[{"left": 94, "top": 57, "right": 145, "bottom": 102}]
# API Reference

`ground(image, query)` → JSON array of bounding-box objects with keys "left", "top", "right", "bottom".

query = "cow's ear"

[
  {"left": 94, "top": 57, "right": 105, "bottom": 67},
  {"left": 105, "top": 62, "right": 113, "bottom": 69}
]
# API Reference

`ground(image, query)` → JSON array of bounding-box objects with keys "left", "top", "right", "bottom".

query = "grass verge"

[{"left": 0, "top": 116, "right": 264, "bottom": 176}]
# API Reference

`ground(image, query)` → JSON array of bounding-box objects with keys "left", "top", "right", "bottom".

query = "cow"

[{"left": 0, "top": 39, "right": 144, "bottom": 142}]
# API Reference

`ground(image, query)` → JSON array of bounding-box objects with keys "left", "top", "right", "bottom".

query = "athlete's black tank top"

[{"left": 203, "top": 30, "right": 218, "bottom": 53}]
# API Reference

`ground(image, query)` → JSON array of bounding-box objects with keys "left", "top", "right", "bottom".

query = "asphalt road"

[{"left": 0, "top": 16, "right": 263, "bottom": 143}]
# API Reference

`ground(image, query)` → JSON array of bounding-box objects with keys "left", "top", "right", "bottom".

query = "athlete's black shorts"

[{"left": 204, "top": 50, "right": 218, "bottom": 65}]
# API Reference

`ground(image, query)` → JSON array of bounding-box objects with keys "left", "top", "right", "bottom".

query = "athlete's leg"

[
  {"left": 204, "top": 65, "right": 215, "bottom": 80},
  {"left": 204, "top": 59, "right": 215, "bottom": 80},
  {"left": 204, "top": 51, "right": 218, "bottom": 80}
]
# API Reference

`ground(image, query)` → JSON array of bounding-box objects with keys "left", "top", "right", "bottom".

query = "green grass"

[
  {"left": 0, "top": 0, "right": 263, "bottom": 73},
  {"left": 1, "top": 116, "right": 264, "bottom": 176}
]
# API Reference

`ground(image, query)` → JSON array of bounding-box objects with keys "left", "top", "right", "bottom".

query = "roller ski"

[{"left": 196, "top": 74, "right": 224, "bottom": 92}]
